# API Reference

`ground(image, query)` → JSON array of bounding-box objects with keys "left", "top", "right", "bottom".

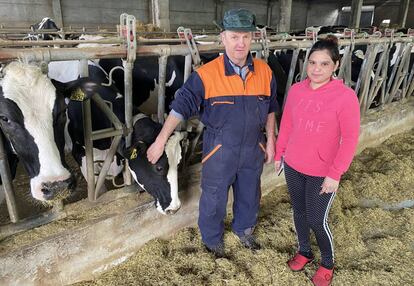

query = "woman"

[{"left": 274, "top": 35, "right": 360, "bottom": 286}]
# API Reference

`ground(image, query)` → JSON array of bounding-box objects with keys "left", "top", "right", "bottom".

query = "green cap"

[{"left": 218, "top": 9, "right": 257, "bottom": 32}]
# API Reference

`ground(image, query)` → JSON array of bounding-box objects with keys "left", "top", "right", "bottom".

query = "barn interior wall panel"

[
  {"left": 60, "top": 0, "right": 149, "bottom": 28},
  {"left": 290, "top": 0, "right": 308, "bottom": 31},
  {"left": 306, "top": 1, "right": 342, "bottom": 27},
  {"left": 0, "top": 0, "right": 53, "bottom": 27},
  {"left": 0, "top": 0, "right": 412, "bottom": 35},
  {"left": 169, "top": 0, "right": 216, "bottom": 30},
  {"left": 371, "top": 1, "right": 414, "bottom": 27}
]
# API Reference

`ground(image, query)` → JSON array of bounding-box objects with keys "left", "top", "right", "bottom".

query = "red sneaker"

[
  {"left": 311, "top": 265, "right": 334, "bottom": 286},
  {"left": 287, "top": 253, "right": 313, "bottom": 271}
]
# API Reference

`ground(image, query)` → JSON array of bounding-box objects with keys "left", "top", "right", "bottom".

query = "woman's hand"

[
  {"left": 320, "top": 176, "right": 339, "bottom": 194},
  {"left": 274, "top": 160, "right": 281, "bottom": 173}
]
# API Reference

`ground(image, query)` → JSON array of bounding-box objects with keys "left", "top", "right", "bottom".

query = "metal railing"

[{"left": 0, "top": 21, "right": 413, "bottom": 236}]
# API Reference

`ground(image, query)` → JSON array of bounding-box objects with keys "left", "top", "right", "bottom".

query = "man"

[{"left": 147, "top": 8, "right": 278, "bottom": 257}]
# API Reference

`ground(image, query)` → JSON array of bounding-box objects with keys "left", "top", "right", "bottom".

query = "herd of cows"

[{"left": 0, "top": 18, "right": 413, "bottom": 218}]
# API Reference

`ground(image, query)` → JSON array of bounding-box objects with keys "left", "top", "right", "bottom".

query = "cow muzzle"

[{"left": 39, "top": 176, "right": 75, "bottom": 201}]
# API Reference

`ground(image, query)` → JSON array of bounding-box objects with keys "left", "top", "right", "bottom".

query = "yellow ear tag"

[
  {"left": 70, "top": 87, "right": 86, "bottom": 101},
  {"left": 130, "top": 148, "right": 138, "bottom": 160}
]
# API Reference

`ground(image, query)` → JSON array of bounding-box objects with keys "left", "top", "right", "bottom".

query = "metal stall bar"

[
  {"left": 2, "top": 37, "right": 412, "bottom": 62},
  {"left": 90, "top": 93, "right": 125, "bottom": 199},
  {"left": 359, "top": 44, "right": 382, "bottom": 114},
  {"left": 282, "top": 48, "right": 300, "bottom": 109},
  {"left": 338, "top": 45, "right": 351, "bottom": 81},
  {"left": 0, "top": 134, "right": 19, "bottom": 223},
  {"left": 300, "top": 47, "right": 311, "bottom": 81},
  {"left": 379, "top": 48, "right": 390, "bottom": 105},
  {"left": 387, "top": 43, "right": 412, "bottom": 103},
  {"left": 400, "top": 45, "right": 411, "bottom": 99},
  {"left": 365, "top": 43, "right": 390, "bottom": 109},
  {"left": 183, "top": 54, "right": 192, "bottom": 82},
  {"left": 77, "top": 59, "right": 98, "bottom": 202},
  {"left": 120, "top": 14, "right": 137, "bottom": 186},
  {"left": 407, "top": 63, "right": 414, "bottom": 97},
  {"left": 385, "top": 42, "right": 405, "bottom": 103},
  {"left": 158, "top": 53, "right": 169, "bottom": 123},
  {"left": 0, "top": 38, "right": 123, "bottom": 47}
]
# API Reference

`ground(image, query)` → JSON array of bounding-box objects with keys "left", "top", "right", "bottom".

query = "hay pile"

[{"left": 75, "top": 129, "right": 414, "bottom": 285}]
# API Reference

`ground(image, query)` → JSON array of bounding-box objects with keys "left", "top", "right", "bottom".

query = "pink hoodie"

[{"left": 275, "top": 78, "right": 360, "bottom": 180}]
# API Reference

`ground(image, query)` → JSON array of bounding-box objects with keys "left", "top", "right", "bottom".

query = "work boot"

[
  {"left": 204, "top": 241, "right": 225, "bottom": 258},
  {"left": 287, "top": 253, "right": 314, "bottom": 271},
  {"left": 311, "top": 265, "right": 334, "bottom": 286},
  {"left": 239, "top": 234, "right": 261, "bottom": 250}
]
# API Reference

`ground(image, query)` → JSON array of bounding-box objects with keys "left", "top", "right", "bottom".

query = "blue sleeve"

[
  {"left": 269, "top": 74, "right": 279, "bottom": 113},
  {"left": 170, "top": 72, "right": 204, "bottom": 120}
]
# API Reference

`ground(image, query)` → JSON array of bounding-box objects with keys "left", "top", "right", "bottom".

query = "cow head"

[
  {"left": 28, "top": 18, "right": 59, "bottom": 40},
  {"left": 127, "top": 115, "right": 184, "bottom": 214},
  {"left": 0, "top": 62, "right": 74, "bottom": 201}
]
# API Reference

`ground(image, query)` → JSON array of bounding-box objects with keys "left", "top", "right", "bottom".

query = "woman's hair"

[{"left": 309, "top": 34, "right": 340, "bottom": 63}]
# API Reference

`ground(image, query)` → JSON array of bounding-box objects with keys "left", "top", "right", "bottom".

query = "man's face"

[{"left": 221, "top": 30, "right": 252, "bottom": 66}]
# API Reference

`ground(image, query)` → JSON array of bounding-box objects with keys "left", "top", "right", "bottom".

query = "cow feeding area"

[{"left": 73, "top": 129, "right": 414, "bottom": 285}]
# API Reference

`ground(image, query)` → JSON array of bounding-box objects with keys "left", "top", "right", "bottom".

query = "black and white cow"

[
  {"left": 52, "top": 78, "right": 125, "bottom": 182},
  {"left": 98, "top": 56, "right": 186, "bottom": 113},
  {"left": 52, "top": 78, "right": 184, "bottom": 214},
  {"left": 27, "top": 17, "right": 60, "bottom": 41},
  {"left": 0, "top": 62, "right": 74, "bottom": 201},
  {"left": 127, "top": 114, "right": 183, "bottom": 214}
]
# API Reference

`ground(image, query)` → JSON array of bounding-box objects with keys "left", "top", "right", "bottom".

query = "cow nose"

[
  {"left": 41, "top": 177, "right": 74, "bottom": 200},
  {"left": 165, "top": 208, "right": 180, "bottom": 215}
]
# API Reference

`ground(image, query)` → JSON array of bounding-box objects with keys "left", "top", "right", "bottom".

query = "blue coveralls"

[{"left": 171, "top": 53, "right": 278, "bottom": 248}]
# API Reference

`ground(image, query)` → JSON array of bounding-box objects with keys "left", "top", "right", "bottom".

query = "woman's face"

[{"left": 306, "top": 50, "right": 339, "bottom": 88}]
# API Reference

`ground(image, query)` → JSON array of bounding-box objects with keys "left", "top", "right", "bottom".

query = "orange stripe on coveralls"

[
  {"left": 202, "top": 144, "right": 222, "bottom": 164},
  {"left": 211, "top": 101, "right": 235, "bottom": 106},
  {"left": 196, "top": 56, "right": 273, "bottom": 99}
]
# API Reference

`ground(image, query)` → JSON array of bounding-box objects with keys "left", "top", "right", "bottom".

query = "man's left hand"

[
  {"left": 320, "top": 176, "right": 339, "bottom": 194},
  {"left": 265, "top": 139, "right": 275, "bottom": 164}
]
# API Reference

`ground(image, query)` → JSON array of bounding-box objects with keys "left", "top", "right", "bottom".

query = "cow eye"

[
  {"left": 156, "top": 166, "right": 163, "bottom": 172},
  {"left": 0, "top": 115, "right": 9, "bottom": 123}
]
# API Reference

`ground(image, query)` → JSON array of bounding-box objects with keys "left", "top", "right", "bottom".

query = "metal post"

[
  {"left": 350, "top": 0, "right": 363, "bottom": 29},
  {"left": 184, "top": 54, "right": 192, "bottom": 82},
  {"left": 358, "top": 44, "right": 381, "bottom": 114},
  {"left": 397, "top": 0, "right": 411, "bottom": 28},
  {"left": 0, "top": 134, "right": 19, "bottom": 223},
  {"left": 300, "top": 48, "right": 310, "bottom": 80},
  {"left": 82, "top": 98, "right": 95, "bottom": 201},
  {"left": 158, "top": 55, "right": 168, "bottom": 123},
  {"left": 388, "top": 43, "right": 412, "bottom": 103},
  {"left": 282, "top": 48, "right": 299, "bottom": 109},
  {"left": 366, "top": 43, "right": 389, "bottom": 109}
]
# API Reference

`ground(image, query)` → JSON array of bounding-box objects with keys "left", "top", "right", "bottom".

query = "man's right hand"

[{"left": 147, "top": 138, "right": 166, "bottom": 164}]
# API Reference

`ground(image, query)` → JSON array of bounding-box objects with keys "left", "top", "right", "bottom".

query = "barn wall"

[
  {"left": 306, "top": 0, "right": 414, "bottom": 28},
  {"left": 306, "top": 1, "right": 342, "bottom": 27},
  {"left": 0, "top": 0, "right": 412, "bottom": 31},
  {"left": 369, "top": 0, "right": 414, "bottom": 28},
  {"left": 169, "top": 0, "right": 217, "bottom": 30},
  {"left": 0, "top": 0, "right": 53, "bottom": 27},
  {"left": 60, "top": 0, "right": 149, "bottom": 28}
]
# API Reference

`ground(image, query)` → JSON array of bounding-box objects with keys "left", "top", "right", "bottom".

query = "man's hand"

[
  {"left": 320, "top": 176, "right": 339, "bottom": 194},
  {"left": 265, "top": 139, "right": 275, "bottom": 164},
  {"left": 147, "top": 137, "right": 166, "bottom": 164}
]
